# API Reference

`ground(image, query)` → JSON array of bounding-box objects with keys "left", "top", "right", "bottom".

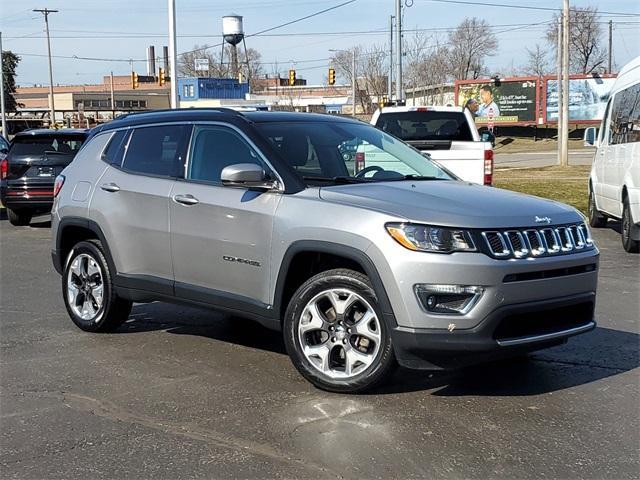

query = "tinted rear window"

[
  {"left": 9, "top": 135, "right": 86, "bottom": 157},
  {"left": 102, "top": 130, "right": 130, "bottom": 167},
  {"left": 122, "top": 125, "right": 191, "bottom": 177},
  {"left": 375, "top": 111, "right": 473, "bottom": 141}
]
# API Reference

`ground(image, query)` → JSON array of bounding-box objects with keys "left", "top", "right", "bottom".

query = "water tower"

[{"left": 222, "top": 14, "right": 244, "bottom": 80}]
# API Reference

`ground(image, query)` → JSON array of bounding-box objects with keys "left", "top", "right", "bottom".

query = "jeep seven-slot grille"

[{"left": 480, "top": 223, "right": 593, "bottom": 259}]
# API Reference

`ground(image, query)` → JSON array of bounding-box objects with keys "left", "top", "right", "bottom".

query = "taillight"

[
  {"left": 53, "top": 175, "right": 65, "bottom": 198},
  {"left": 355, "top": 151, "right": 365, "bottom": 173},
  {"left": 0, "top": 158, "right": 7, "bottom": 180},
  {"left": 483, "top": 149, "right": 493, "bottom": 186}
]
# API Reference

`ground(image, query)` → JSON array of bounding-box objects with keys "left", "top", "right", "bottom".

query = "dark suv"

[{"left": 1, "top": 129, "right": 88, "bottom": 225}]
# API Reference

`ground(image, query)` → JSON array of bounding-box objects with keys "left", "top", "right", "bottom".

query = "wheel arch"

[
  {"left": 273, "top": 241, "right": 396, "bottom": 327},
  {"left": 55, "top": 217, "right": 116, "bottom": 276}
]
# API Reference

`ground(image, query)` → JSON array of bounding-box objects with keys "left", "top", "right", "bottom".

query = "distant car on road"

[
  {"left": 370, "top": 105, "right": 494, "bottom": 185},
  {"left": 584, "top": 55, "right": 640, "bottom": 253},
  {"left": 1, "top": 129, "right": 89, "bottom": 226}
]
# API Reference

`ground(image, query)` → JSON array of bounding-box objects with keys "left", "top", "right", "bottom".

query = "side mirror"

[
  {"left": 220, "top": 163, "right": 280, "bottom": 190},
  {"left": 480, "top": 131, "right": 495, "bottom": 146},
  {"left": 583, "top": 127, "right": 599, "bottom": 147}
]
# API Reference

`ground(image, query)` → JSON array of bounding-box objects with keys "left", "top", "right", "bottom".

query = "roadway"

[
  {"left": 495, "top": 150, "right": 595, "bottom": 169},
  {"left": 1, "top": 215, "right": 638, "bottom": 478}
]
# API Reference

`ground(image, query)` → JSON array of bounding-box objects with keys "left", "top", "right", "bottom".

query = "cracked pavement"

[{"left": 1, "top": 215, "right": 638, "bottom": 479}]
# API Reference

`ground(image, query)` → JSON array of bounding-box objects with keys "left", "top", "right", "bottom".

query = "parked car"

[
  {"left": 1, "top": 129, "right": 89, "bottom": 226},
  {"left": 51, "top": 109, "right": 598, "bottom": 393},
  {"left": 584, "top": 55, "right": 640, "bottom": 253},
  {"left": 370, "top": 105, "right": 494, "bottom": 185}
]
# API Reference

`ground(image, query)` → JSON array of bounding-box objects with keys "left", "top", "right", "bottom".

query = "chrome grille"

[{"left": 481, "top": 223, "right": 593, "bottom": 259}]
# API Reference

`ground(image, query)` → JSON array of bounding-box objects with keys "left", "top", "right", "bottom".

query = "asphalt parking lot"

[{"left": 1, "top": 214, "right": 638, "bottom": 479}]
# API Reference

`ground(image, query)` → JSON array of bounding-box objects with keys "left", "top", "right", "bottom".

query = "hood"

[{"left": 318, "top": 180, "right": 583, "bottom": 229}]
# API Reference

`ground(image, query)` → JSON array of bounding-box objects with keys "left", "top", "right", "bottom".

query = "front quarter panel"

[{"left": 270, "top": 189, "right": 396, "bottom": 311}]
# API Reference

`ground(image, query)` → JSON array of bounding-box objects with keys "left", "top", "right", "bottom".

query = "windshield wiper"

[
  {"left": 302, "top": 176, "right": 372, "bottom": 184},
  {"left": 386, "top": 175, "right": 446, "bottom": 181}
]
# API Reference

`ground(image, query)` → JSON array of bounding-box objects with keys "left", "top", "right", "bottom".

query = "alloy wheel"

[
  {"left": 297, "top": 288, "right": 381, "bottom": 379},
  {"left": 67, "top": 253, "right": 105, "bottom": 321}
]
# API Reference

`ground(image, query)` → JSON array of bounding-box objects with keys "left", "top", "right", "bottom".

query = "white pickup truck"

[{"left": 369, "top": 105, "right": 494, "bottom": 185}]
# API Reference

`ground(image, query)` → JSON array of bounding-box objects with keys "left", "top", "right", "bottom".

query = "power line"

[
  {"left": 422, "top": 0, "right": 640, "bottom": 17},
  {"left": 179, "top": 0, "right": 359, "bottom": 56}
]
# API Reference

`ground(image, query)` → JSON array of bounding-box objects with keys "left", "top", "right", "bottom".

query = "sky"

[{"left": 1, "top": 0, "right": 639, "bottom": 87}]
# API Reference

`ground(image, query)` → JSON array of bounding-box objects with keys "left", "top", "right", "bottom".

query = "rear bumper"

[
  {"left": 1, "top": 184, "right": 54, "bottom": 210},
  {"left": 391, "top": 292, "right": 596, "bottom": 370}
]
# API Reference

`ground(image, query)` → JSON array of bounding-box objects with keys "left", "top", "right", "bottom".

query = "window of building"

[
  {"left": 122, "top": 125, "right": 192, "bottom": 177},
  {"left": 187, "top": 126, "right": 264, "bottom": 183}
]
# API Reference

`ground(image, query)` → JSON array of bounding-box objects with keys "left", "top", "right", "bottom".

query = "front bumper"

[{"left": 392, "top": 292, "right": 596, "bottom": 369}]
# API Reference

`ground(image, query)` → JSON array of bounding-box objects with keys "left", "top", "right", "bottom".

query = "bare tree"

[
  {"left": 178, "top": 45, "right": 264, "bottom": 90},
  {"left": 523, "top": 44, "right": 551, "bottom": 77},
  {"left": 404, "top": 31, "right": 432, "bottom": 95},
  {"left": 447, "top": 17, "right": 498, "bottom": 80},
  {"left": 177, "top": 45, "right": 223, "bottom": 77},
  {"left": 546, "top": 6, "right": 606, "bottom": 74},
  {"left": 330, "top": 45, "right": 388, "bottom": 114}
]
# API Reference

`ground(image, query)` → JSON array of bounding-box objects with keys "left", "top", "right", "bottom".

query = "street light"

[{"left": 329, "top": 48, "right": 357, "bottom": 117}]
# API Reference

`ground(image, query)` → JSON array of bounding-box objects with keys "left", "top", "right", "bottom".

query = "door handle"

[
  {"left": 100, "top": 182, "right": 120, "bottom": 192},
  {"left": 173, "top": 194, "right": 199, "bottom": 206}
]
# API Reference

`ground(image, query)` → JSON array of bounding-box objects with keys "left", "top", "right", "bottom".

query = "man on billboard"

[
  {"left": 478, "top": 85, "right": 500, "bottom": 117},
  {"left": 465, "top": 98, "right": 479, "bottom": 118}
]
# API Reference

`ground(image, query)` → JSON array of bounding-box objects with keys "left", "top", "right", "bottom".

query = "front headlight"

[{"left": 386, "top": 223, "right": 476, "bottom": 253}]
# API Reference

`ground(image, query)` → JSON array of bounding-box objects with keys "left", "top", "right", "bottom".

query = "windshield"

[
  {"left": 375, "top": 111, "right": 473, "bottom": 142},
  {"left": 255, "top": 121, "right": 455, "bottom": 184},
  {"left": 9, "top": 135, "right": 85, "bottom": 157}
]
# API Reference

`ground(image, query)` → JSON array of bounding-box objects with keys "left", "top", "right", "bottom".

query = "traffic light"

[
  {"left": 288, "top": 69, "right": 296, "bottom": 86},
  {"left": 131, "top": 71, "right": 139, "bottom": 89},
  {"left": 328, "top": 68, "right": 336, "bottom": 86},
  {"left": 158, "top": 68, "right": 165, "bottom": 86}
]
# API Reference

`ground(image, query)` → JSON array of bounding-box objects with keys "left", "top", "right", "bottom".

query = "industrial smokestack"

[
  {"left": 163, "top": 46, "right": 169, "bottom": 75},
  {"left": 147, "top": 46, "right": 156, "bottom": 77}
]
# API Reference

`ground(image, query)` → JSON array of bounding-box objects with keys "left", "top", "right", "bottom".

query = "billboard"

[
  {"left": 545, "top": 76, "right": 617, "bottom": 122},
  {"left": 456, "top": 79, "right": 538, "bottom": 125}
]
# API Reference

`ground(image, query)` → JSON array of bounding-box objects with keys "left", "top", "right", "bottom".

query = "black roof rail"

[{"left": 114, "top": 107, "right": 245, "bottom": 121}]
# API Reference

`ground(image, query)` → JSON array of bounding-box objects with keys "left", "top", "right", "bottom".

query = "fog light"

[{"left": 415, "top": 284, "right": 484, "bottom": 315}]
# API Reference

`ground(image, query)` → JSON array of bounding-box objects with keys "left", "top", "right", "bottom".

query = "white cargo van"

[
  {"left": 370, "top": 106, "right": 494, "bottom": 185},
  {"left": 584, "top": 56, "right": 640, "bottom": 253}
]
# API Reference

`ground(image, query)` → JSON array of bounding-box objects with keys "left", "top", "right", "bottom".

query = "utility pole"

[
  {"left": 561, "top": 0, "right": 570, "bottom": 167},
  {"left": 33, "top": 8, "right": 58, "bottom": 127},
  {"left": 352, "top": 49, "right": 357, "bottom": 117},
  {"left": 167, "top": 0, "right": 179, "bottom": 108},
  {"left": 608, "top": 20, "right": 613, "bottom": 74},
  {"left": 0, "top": 32, "right": 7, "bottom": 138},
  {"left": 395, "top": 0, "right": 403, "bottom": 101},
  {"left": 388, "top": 15, "right": 393, "bottom": 102},
  {"left": 556, "top": 15, "right": 563, "bottom": 166},
  {"left": 109, "top": 71, "right": 115, "bottom": 119}
]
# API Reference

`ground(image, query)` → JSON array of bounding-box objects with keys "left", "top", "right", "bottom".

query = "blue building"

[{"left": 178, "top": 77, "right": 249, "bottom": 101}]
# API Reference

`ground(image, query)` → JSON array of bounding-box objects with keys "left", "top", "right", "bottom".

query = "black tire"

[
  {"left": 7, "top": 208, "right": 32, "bottom": 226},
  {"left": 588, "top": 189, "right": 607, "bottom": 228},
  {"left": 283, "top": 268, "right": 396, "bottom": 393},
  {"left": 62, "top": 240, "right": 132, "bottom": 332},
  {"left": 622, "top": 197, "right": 640, "bottom": 253}
]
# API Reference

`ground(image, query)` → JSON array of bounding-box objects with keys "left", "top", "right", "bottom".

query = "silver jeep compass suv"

[{"left": 51, "top": 109, "right": 598, "bottom": 393}]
